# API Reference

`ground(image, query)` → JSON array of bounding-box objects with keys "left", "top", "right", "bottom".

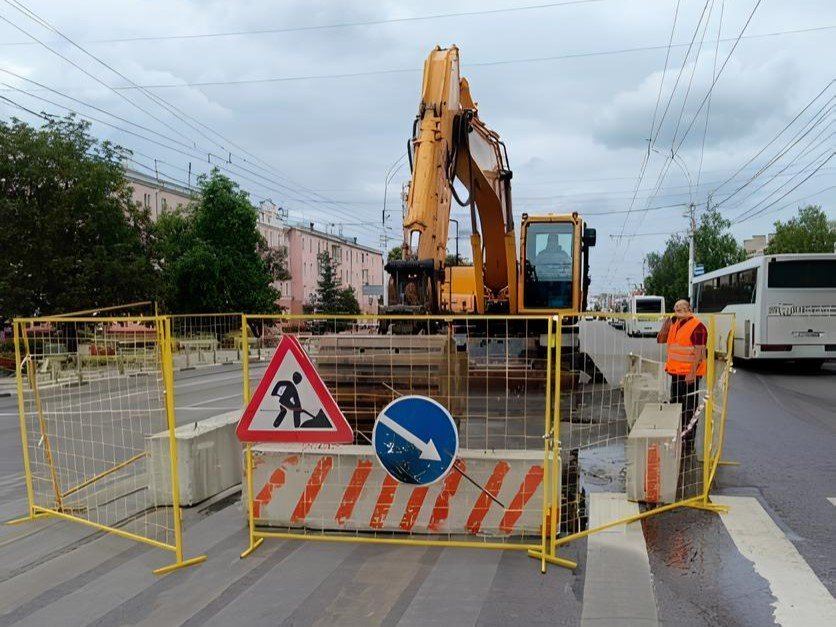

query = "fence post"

[
  {"left": 153, "top": 316, "right": 207, "bottom": 575},
  {"left": 6, "top": 321, "right": 39, "bottom": 525},
  {"left": 701, "top": 314, "right": 717, "bottom": 505},
  {"left": 240, "top": 442, "right": 263, "bottom": 558},
  {"left": 550, "top": 316, "right": 562, "bottom": 559},
  {"left": 242, "top": 315, "right": 251, "bottom": 403}
]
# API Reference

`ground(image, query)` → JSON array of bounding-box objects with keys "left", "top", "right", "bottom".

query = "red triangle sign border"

[{"left": 236, "top": 334, "right": 353, "bottom": 443}]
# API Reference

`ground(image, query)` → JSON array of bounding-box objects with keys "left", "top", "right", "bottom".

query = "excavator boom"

[{"left": 386, "top": 46, "right": 516, "bottom": 315}]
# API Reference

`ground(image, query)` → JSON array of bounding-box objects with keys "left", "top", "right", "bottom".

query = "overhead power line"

[
  {"left": 2, "top": 24, "right": 824, "bottom": 90},
  {"left": 0, "top": 1, "right": 607, "bottom": 45},
  {"left": 733, "top": 150, "right": 836, "bottom": 224},
  {"left": 1, "top": 0, "right": 395, "bottom": 242}
]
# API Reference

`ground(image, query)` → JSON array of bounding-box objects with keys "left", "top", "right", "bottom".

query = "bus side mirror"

[{"left": 583, "top": 228, "right": 597, "bottom": 248}]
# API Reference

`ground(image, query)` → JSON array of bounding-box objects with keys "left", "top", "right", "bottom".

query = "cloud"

[
  {"left": 1, "top": 0, "right": 834, "bottom": 293},
  {"left": 593, "top": 55, "right": 800, "bottom": 152}
]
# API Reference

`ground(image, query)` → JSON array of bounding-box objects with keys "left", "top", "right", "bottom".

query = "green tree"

[
  {"left": 644, "top": 236, "right": 689, "bottom": 306},
  {"left": 644, "top": 208, "right": 746, "bottom": 304},
  {"left": 764, "top": 205, "right": 835, "bottom": 254},
  {"left": 306, "top": 251, "right": 361, "bottom": 314},
  {"left": 336, "top": 286, "right": 361, "bottom": 315},
  {"left": 445, "top": 253, "right": 472, "bottom": 266},
  {"left": 387, "top": 246, "right": 403, "bottom": 262},
  {"left": 155, "top": 170, "right": 283, "bottom": 313},
  {"left": 0, "top": 115, "right": 157, "bottom": 319},
  {"left": 307, "top": 251, "right": 341, "bottom": 313}
]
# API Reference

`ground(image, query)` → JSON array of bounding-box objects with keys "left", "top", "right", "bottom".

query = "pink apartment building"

[
  {"left": 282, "top": 224, "right": 383, "bottom": 315},
  {"left": 126, "top": 169, "right": 383, "bottom": 314}
]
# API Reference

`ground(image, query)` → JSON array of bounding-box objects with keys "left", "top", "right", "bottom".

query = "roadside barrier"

[
  {"left": 238, "top": 311, "right": 734, "bottom": 572},
  {"left": 8, "top": 316, "right": 206, "bottom": 574}
]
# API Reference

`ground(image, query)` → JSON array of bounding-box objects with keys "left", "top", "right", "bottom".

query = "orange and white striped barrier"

[{"left": 248, "top": 444, "right": 549, "bottom": 536}]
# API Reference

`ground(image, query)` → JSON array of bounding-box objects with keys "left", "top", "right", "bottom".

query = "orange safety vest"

[{"left": 666, "top": 315, "right": 707, "bottom": 377}]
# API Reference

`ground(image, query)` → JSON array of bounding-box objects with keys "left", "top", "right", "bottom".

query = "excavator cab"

[{"left": 519, "top": 213, "right": 596, "bottom": 315}]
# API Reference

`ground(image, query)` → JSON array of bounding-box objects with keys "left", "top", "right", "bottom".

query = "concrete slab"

[{"left": 581, "top": 492, "right": 657, "bottom": 627}]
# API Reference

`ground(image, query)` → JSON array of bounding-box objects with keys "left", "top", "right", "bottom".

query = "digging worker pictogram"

[{"left": 271, "top": 372, "right": 330, "bottom": 429}]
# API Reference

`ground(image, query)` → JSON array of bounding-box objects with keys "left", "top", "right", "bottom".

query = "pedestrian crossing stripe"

[{"left": 236, "top": 335, "right": 353, "bottom": 443}]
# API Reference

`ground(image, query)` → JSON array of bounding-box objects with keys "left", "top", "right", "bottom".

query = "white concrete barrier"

[
  {"left": 147, "top": 411, "right": 242, "bottom": 506},
  {"left": 248, "top": 444, "right": 549, "bottom": 537},
  {"left": 626, "top": 404, "right": 681, "bottom": 504}
]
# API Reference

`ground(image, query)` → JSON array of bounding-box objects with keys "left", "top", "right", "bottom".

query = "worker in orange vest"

[{"left": 657, "top": 299, "right": 707, "bottom": 455}]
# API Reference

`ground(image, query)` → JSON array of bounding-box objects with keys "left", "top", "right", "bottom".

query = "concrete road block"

[
  {"left": 626, "top": 404, "right": 681, "bottom": 504},
  {"left": 248, "top": 444, "right": 549, "bottom": 537},
  {"left": 622, "top": 373, "right": 667, "bottom": 429},
  {"left": 147, "top": 411, "right": 243, "bottom": 506}
]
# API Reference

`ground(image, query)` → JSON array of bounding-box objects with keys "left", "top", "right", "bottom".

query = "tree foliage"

[
  {"left": 644, "top": 208, "right": 746, "bottom": 305},
  {"left": 764, "top": 205, "right": 835, "bottom": 254},
  {"left": 0, "top": 115, "right": 156, "bottom": 320},
  {"left": 155, "top": 170, "right": 284, "bottom": 313},
  {"left": 387, "top": 246, "right": 403, "bottom": 262},
  {"left": 306, "top": 251, "right": 360, "bottom": 314}
]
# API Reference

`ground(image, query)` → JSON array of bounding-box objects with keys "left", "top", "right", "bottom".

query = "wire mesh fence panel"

[
  {"left": 240, "top": 314, "right": 556, "bottom": 553},
  {"left": 704, "top": 314, "right": 735, "bottom": 488},
  {"left": 170, "top": 314, "right": 245, "bottom": 369},
  {"left": 15, "top": 317, "right": 176, "bottom": 551},
  {"left": 556, "top": 311, "right": 728, "bottom": 542}
]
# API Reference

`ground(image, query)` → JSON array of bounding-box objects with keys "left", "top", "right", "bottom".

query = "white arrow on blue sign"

[{"left": 372, "top": 396, "right": 459, "bottom": 486}]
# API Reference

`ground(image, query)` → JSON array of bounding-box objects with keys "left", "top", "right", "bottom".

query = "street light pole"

[
  {"left": 382, "top": 155, "right": 407, "bottom": 254},
  {"left": 449, "top": 218, "right": 459, "bottom": 265},
  {"left": 687, "top": 202, "right": 696, "bottom": 303}
]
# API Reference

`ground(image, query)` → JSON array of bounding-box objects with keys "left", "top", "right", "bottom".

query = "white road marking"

[
  {"left": 828, "top": 497, "right": 836, "bottom": 507},
  {"left": 581, "top": 492, "right": 658, "bottom": 626},
  {"left": 177, "top": 393, "right": 241, "bottom": 408},
  {"left": 714, "top": 495, "right": 836, "bottom": 626}
]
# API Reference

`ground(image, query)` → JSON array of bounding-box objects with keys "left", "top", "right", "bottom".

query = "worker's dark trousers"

[{"left": 670, "top": 374, "right": 700, "bottom": 452}]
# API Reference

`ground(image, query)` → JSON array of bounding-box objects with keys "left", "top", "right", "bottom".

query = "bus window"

[
  {"left": 768, "top": 259, "right": 836, "bottom": 288},
  {"left": 634, "top": 298, "right": 663, "bottom": 313}
]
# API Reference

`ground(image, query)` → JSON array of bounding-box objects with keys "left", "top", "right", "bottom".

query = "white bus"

[
  {"left": 693, "top": 253, "right": 836, "bottom": 368},
  {"left": 625, "top": 295, "right": 665, "bottom": 337}
]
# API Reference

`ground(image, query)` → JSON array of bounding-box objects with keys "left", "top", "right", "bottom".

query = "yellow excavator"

[{"left": 385, "top": 45, "right": 597, "bottom": 344}]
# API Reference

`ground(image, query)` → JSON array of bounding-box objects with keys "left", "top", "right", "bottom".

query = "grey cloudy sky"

[{"left": 1, "top": 0, "right": 834, "bottom": 292}]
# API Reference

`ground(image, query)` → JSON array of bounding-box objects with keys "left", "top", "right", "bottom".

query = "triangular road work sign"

[{"left": 236, "top": 334, "right": 353, "bottom": 443}]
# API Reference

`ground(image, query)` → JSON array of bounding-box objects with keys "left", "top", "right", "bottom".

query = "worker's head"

[
  {"left": 546, "top": 233, "right": 561, "bottom": 251},
  {"left": 673, "top": 299, "right": 693, "bottom": 320}
]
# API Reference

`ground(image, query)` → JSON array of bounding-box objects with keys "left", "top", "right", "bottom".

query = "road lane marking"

[
  {"left": 581, "top": 492, "right": 658, "bottom": 627},
  {"left": 177, "top": 393, "right": 241, "bottom": 408},
  {"left": 714, "top": 495, "right": 836, "bottom": 626},
  {"left": 828, "top": 497, "right": 836, "bottom": 507}
]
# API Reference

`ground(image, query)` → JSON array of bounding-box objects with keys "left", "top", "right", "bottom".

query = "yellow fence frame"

[
  {"left": 237, "top": 311, "right": 735, "bottom": 572},
  {"left": 548, "top": 311, "right": 735, "bottom": 555},
  {"left": 6, "top": 316, "right": 206, "bottom": 575},
  {"left": 238, "top": 313, "right": 572, "bottom": 570}
]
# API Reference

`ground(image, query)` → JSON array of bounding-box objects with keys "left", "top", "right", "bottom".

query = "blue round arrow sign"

[{"left": 372, "top": 396, "right": 459, "bottom": 486}]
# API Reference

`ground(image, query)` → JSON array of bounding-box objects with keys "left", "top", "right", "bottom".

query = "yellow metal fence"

[
  {"left": 7, "top": 309, "right": 735, "bottom": 575},
  {"left": 8, "top": 316, "right": 205, "bottom": 574}
]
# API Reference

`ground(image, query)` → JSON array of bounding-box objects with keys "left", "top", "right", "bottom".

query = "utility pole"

[{"left": 687, "top": 202, "right": 696, "bottom": 303}]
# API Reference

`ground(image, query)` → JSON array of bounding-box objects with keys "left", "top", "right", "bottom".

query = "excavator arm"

[{"left": 386, "top": 46, "right": 516, "bottom": 315}]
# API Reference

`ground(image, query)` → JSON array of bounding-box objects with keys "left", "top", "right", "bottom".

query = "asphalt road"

[{"left": 0, "top": 326, "right": 833, "bottom": 626}]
